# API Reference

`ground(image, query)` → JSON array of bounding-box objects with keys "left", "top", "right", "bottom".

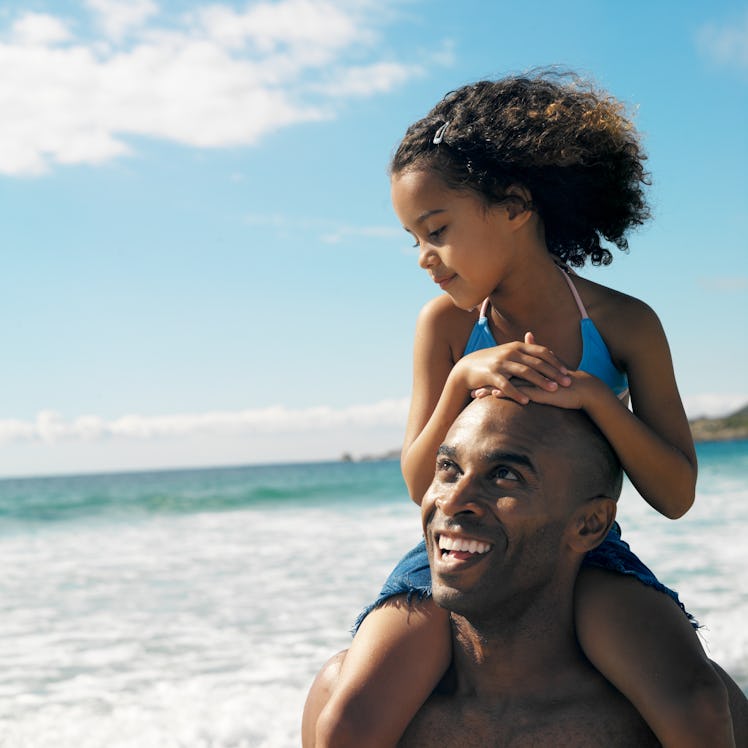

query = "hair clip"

[{"left": 432, "top": 121, "right": 450, "bottom": 144}]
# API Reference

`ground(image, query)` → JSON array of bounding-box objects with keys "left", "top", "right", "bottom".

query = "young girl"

[{"left": 314, "top": 72, "right": 734, "bottom": 747}]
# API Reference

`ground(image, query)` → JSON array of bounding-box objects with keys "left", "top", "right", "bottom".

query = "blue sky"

[{"left": 1, "top": 0, "right": 746, "bottom": 477}]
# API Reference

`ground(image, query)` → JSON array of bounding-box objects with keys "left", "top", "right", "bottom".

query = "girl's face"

[{"left": 391, "top": 168, "right": 517, "bottom": 310}]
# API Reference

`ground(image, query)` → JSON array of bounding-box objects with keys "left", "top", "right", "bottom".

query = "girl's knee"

[
  {"left": 654, "top": 663, "right": 735, "bottom": 748},
  {"left": 678, "top": 661, "right": 731, "bottom": 720},
  {"left": 315, "top": 696, "right": 379, "bottom": 748}
]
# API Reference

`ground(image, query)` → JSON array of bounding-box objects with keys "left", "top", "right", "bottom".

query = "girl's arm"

[
  {"left": 591, "top": 300, "right": 696, "bottom": 518},
  {"left": 401, "top": 298, "right": 471, "bottom": 505},
  {"left": 401, "top": 297, "right": 571, "bottom": 505},
  {"left": 528, "top": 299, "right": 697, "bottom": 519}
]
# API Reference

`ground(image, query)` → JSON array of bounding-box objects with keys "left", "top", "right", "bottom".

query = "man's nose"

[{"left": 435, "top": 476, "right": 483, "bottom": 517}]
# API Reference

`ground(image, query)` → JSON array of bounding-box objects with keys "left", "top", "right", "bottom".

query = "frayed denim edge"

[{"left": 351, "top": 584, "right": 433, "bottom": 636}]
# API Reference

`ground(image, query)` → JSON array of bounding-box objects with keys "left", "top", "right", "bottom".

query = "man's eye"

[
  {"left": 494, "top": 467, "right": 519, "bottom": 481},
  {"left": 436, "top": 458, "right": 458, "bottom": 475}
]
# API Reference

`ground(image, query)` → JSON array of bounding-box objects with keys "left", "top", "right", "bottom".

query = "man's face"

[{"left": 422, "top": 398, "right": 578, "bottom": 624}]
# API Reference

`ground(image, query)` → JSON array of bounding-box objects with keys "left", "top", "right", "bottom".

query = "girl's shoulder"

[
  {"left": 416, "top": 294, "right": 479, "bottom": 361},
  {"left": 572, "top": 275, "right": 657, "bottom": 321},
  {"left": 571, "top": 276, "right": 665, "bottom": 365}
]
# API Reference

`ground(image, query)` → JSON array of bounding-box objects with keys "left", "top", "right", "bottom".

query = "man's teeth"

[{"left": 439, "top": 536, "right": 490, "bottom": 554}]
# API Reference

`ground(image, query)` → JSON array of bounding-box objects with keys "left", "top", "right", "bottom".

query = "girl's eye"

[{"left": 411, "top": 227, "right": 446, "bottom": 249}]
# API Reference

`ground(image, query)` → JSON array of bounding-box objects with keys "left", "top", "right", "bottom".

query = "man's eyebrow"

[
  {"left": 436, "top": 444, "right": 457, "bottom": 458},
  {"left": 483, "top": 450, "right": 538, "bottom": 476}
]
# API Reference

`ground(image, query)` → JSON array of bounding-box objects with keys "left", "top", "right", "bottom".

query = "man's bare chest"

[{"left": 398, "top": 693, "right": 658, "bottom": 747}]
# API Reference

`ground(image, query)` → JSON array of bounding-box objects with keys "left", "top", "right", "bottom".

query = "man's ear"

[{"left": 566, "top": 497, "right": 617, "bottom": 553}]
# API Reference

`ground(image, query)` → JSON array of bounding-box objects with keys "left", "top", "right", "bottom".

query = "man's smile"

[{"left": 435, "top": 531, "right": 493, "bottom": 566}]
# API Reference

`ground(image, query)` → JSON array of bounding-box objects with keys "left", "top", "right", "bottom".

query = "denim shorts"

[{"left": 354, "top": 522, "right": 696, "bottom": 632}]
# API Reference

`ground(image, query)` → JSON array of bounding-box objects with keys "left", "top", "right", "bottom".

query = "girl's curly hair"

[{"left": 390, "top": 70, "right": 651, "bottom": 267}]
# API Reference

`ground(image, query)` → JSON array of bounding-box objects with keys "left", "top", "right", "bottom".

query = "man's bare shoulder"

[{"left": 399, "top": 672, "right": 659, "bottom": 747}]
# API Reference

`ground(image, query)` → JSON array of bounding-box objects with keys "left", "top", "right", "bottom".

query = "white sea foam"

[
  {"left": 616, "top": 474, "right": 748, "bottom": 686},
  {"left": 0, "top": 501, "right": 421, "bottom": 747}
]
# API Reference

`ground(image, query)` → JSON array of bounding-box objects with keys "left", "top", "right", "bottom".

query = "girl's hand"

[
  {"left": 460, "top": 331, "right": 571, "bottom": 405},
  {"left": 517, "top": 368, "right": 611, "bottom": 411}
]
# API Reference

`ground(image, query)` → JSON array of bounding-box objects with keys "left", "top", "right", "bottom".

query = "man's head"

[{"left": 422, "top": 397, "right": 621, "bottom": 626}]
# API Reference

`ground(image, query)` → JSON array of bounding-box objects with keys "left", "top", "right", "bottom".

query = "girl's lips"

[{"left": 434, "top": 274, "right": 456, "bottom": 289}]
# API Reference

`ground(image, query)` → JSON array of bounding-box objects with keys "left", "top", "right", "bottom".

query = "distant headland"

[
  {"left": 339, "top": 448, "right": 401, "bottom": 463},
  {"left": 340, "top": 403, "right": 748, "bottom": 462},
  {"left": 689, "top": 403, "right": 748, "bottom": 443}
]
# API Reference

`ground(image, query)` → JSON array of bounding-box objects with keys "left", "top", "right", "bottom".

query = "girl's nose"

[{"left": 419, "top": 246, "right": 437, "bottom": 269}]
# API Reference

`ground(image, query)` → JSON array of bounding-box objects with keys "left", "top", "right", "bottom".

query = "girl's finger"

[
  {"left": 489, "top": 376, "right": 530, "bottom": 405},
  {"left": 520, "top": 336, "right": 570, "bottom": 377},
  {"left": 513, "top": 353, "right": 571, "bottom": 387},
  {"left": 498, "top": 359, "right": 566, "bottom": 392},
  {"left": 471, "top": 387, "right": 492, "bottom": 399}
]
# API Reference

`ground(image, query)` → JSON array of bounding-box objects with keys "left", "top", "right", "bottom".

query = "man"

[{"left": 303, "top": 398, "right": 748, "bottom": 746}]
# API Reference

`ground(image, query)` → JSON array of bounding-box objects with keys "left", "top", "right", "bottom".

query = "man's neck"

[{"left": 449, "top": 588, "right": 585, "bottom": 700}]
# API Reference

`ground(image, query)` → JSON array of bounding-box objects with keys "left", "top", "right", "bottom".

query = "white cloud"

[
  {"left": 3, "top": 395, "right": 747, "bottom": 477},
  {"left": 0, "top": 1, "right": 430, "bottom": 176},
  {"left": 317, "top": 61, "right": 423, "bottom": 97},
  {"left": 698, "top": 276, "right": 748, "bottom": 293},
  {"left": 697, "top": 10, "right": 748, "bottom": 70},
  {"left": 0, "top": 399, "right": 410, "bottom": 445},
  {"left": 86, "top": 0, "right": 158, "bottom": 40},
  {"left": 5, "top": 392, "right": 744, "bottom": 447},
  {"left": 10, "top": 12, "right": 72, "bottom": 45},
  {"left": 320, "top": 224, "right": 402, "bottom": 244},
  {"left": 241, "top": 212, "right": 401, "bottom": 244},
  {"left": 0, "top": 418, "right": 36, "bottom": 442},
  {"left": 682, "top": 393, "right": 748, "bottom": 420},
  {"left": 194, "top": 0, "right": 362, "bottom": 55}
]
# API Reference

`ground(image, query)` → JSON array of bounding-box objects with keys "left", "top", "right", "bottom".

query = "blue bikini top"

[{"left": 463, "top": 269, "right": 629, "bottom": 399}]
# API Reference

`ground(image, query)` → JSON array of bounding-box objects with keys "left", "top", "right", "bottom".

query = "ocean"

[{"left": 0, "top": 440, "right": 746, "bottom": 747}]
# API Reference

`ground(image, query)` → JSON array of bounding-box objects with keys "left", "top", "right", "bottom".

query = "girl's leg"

[
  {"left": 575, "top": 567, "right": 735, "bottom": 748},
  {"left": 315, "top": 594, "right": 451, "bottom": 748},
  {"left": 302, "top": 650, "right": 347, "bottom": 747}
]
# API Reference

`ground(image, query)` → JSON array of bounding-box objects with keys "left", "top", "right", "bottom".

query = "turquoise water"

[
  {"left": 0, "top": 460, "right": 406, "bottom": 524},
  {"left": 0, "top": 441, "right": 745, "bottom": 746}
]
